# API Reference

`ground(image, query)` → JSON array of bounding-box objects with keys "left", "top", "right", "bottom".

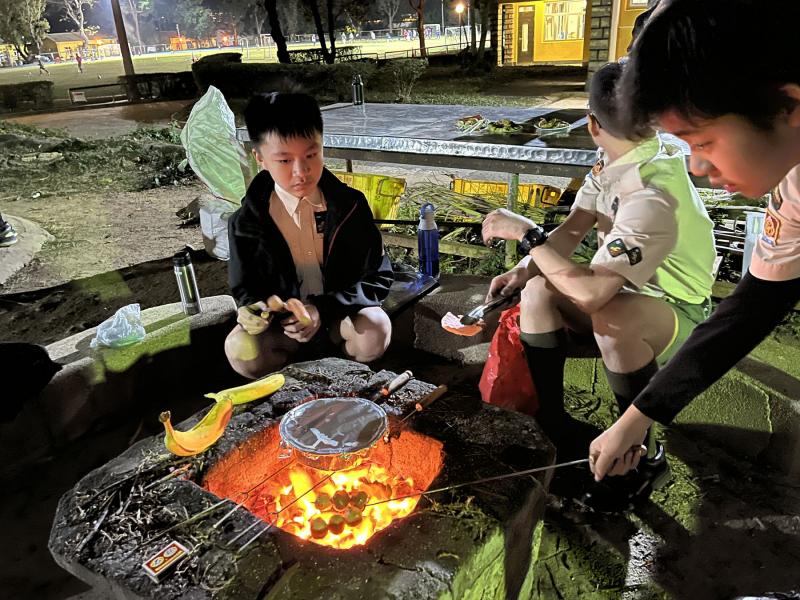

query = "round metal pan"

[{"left": 279, "top": 397, "right": 389, "bottom": 471}]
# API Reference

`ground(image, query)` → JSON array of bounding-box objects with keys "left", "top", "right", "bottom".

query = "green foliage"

[
  {"left": 0, "top": 121, "right": 193, "bottom": 198},
  {"left": 0, "top": 0, "right": 49, "bottom": 59},
  {"left": 384, "top": 58, "right": 427, "bottom": 102},
  {"left": 0, "top": 80, "right": 53, "bottom": 111},
  {"left": 192, "top": 53, "right": 377, "bottom": 102},
  {"left": 118, "top": 71, "right": 197, "bottom": 101},
  {"left": 174, "top": 0, "right": 216, "bottom": 39}
]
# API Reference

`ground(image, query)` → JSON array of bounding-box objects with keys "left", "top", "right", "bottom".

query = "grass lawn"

[{"left": 0, "top": 38, "right": 459, "bottom": 102}]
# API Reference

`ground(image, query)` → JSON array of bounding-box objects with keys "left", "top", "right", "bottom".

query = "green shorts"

[{"left": 655, "top": 298, "right": 712, "bottom": 366}]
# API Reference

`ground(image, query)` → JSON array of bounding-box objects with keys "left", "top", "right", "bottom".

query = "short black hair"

[
  {"left": 619, "top": 0, "right": 800, "bottom": 137},
  {"left": 589, "top": 62, "right": 640, "bottom": 140},
  {"left": 244, "top": 92, "right": 323, "bottom": 145}
]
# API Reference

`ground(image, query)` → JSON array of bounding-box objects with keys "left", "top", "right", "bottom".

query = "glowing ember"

[{"left": 251, "top": 462, "right": 421, "bottom": 549}]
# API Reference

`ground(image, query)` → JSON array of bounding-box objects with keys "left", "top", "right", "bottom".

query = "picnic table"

[{"left": 236, "top": 102, "right": 703, "bottom": 265}]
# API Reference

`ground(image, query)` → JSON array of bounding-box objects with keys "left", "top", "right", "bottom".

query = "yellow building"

[
  {"left": 41, "top": 32, "right": 86, "bottom": 59},
  {"left": 41, "top": 32, "right": 118, "bottom": 60},
  {"left": 497, "top": 0, "right": 649, "bottom": 66},
  {"left": 611, "top": 0, "right": 650, "bottom": 59}
]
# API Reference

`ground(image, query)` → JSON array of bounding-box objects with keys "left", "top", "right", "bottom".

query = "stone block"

[
  {"left": 49, "top": 359, "right": 556, "bottom": 600},
  {"left": 6, "top": 296, "right": 239, "bottom": 462},
  {"left": 411, "top": 274, "right": 502, "bottom": 364}
]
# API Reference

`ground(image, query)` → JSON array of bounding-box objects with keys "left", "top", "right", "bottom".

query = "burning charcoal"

[
  {"left": 332, "top": 490, "right": 350, "bottom": 511},
  {"left": 350, "top": 490, "right": 368, "bottom": 510},
  {"left": 328, "top": 514, "right": 345, "bottom": 535},
  {"left": 310, "top": 517, "right": 328, "bottom": 539},
  {"left": 344, "top": 508, "right": 363, "bottom": 527},
  {"left": 314, "top": 493, "right": 332, "bottom": 511}
]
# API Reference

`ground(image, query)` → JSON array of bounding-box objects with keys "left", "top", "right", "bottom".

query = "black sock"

[
  {"left": 604, "top": 359, "right": 660, "bottom": 459},
  {"left": 520, "top": 330, "right": 568, "bottom": 432}
]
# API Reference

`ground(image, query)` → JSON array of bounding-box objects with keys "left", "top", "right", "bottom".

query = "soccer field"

[{"left": 0, "top": 38, "right": 457, "bottom": 103}]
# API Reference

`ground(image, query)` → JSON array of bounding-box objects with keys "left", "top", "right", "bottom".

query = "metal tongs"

[{"left": 460, "top": 289, "right": 521, "bottom": 326}]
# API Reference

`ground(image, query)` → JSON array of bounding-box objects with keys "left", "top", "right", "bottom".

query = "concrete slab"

[
  {"left": 0, "top": 295, "right": 239, "bottom": 464},
  {"left": 411, "top": 274, "right": 501, "bottom": 364},
  {"left": 0, "top": 214, "right": 53, "bottom": 286}
]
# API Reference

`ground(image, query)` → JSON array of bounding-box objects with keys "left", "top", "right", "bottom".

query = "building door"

[{"left": 516, "top": 6, "right": 535, "bottom": 64}]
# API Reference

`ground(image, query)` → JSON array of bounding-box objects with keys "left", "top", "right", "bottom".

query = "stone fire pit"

[{"left": 50, "top": 358, "right": 554, "bottom": 599}]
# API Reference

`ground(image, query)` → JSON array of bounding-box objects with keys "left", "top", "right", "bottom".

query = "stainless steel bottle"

[
  {"left": 352, "top": 74, "right": 364, "bottom": 105},
  {"left": 173, "top": 248, "right": 202, "bottom": 315}
]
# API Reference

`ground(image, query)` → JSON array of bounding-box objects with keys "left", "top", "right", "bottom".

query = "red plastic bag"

[{"left": 479, "top": 305, "right": 538, "bottom": 415}]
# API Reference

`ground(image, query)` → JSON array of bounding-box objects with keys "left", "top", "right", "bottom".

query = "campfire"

[
  {"left": 50, "top": 359, "right": 554, "bottom": 599},
  {"left": 203, "top": 419, "right": 444, "bottom": 550},
  {"left": 256, "top": 461, "right": 419, "bottom": 549}
]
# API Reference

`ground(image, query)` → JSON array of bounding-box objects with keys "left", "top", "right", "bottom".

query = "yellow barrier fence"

[
  {"left": 332, "top": 171, "right": 406, "bottom": 220},
  {"left": 450, "top": 179, "right": 563, "bottom": 208}
]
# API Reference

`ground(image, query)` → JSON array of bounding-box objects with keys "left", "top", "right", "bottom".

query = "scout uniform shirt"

[
  {"left": 572, "top": 135, "right": 716, "bottom": 305},
  {"left": 269, "top": 183, "right": 326, "bottom": 298},
  {"left": 749, "top": 164, "right": 800, "bottom": 282}
]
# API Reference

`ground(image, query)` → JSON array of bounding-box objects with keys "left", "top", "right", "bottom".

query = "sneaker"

[
  {"left": 0, "top": 223, "right": 18, "bottom": 247},
  {"left": 579, "top": 442, "right": 671, "bottom": 513}
]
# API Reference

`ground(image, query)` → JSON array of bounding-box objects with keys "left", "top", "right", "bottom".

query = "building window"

[{"left": 543, "top": 1, "right": 585, "bottom": 41}]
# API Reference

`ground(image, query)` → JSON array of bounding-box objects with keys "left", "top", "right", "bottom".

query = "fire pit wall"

[{"left": 50, "top": 358, "right": 555, "bottom": 600}]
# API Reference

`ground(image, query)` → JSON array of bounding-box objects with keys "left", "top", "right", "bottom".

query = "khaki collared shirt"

[
  {"left": 269, "top": 183, "right": 326, "bottom": 298},
  {"left": 572, "top": 135, "right": 716, "bottom": 305},
  {"left": 750, "top": 164, "right": 800, "bottom": 282}
]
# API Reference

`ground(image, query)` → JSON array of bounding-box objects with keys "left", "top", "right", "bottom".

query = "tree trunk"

[
  {"left": 470, "top": 3, "right": 477, "bottom": 51},
  {"left": 324, "top": 0, "right": 336, "bottom": 64},
  {"left": 477, "top": 0, "right": 491, "bottom": 60},
  {"left": 124, "top": 0, "right": 142, "bottom": 48},
  {"left": 264, "top": 0, "right": 290, "bottom": 63},
  {"left": 409, "top": 0, "right": 427, "bottom": 58},
  {"left": 489, "top": 0, "right": 498, "bottom": 56},
  {"left": 303, "top": 0, "right": 332, "bottom": 64}
]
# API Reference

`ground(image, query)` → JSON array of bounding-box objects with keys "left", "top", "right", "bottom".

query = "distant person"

[
  {"left": 0, "top": 213, "right": 18, "bottom": 247},
  {"left": 224, "top": 93, "right": 394, "bottom": 378},
  {"left": 37, "top": 56, "right": 49, "bottom": 75},
  {"left": 370, "top": 31, "right": 375, "bottom": 41},
  {"left": 76, "top": 53, "right": 83, "bottom": 73}
]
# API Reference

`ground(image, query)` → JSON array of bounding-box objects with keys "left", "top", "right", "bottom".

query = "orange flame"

[{"left": 253, "top": 462, "right": 420, "bottom": 549}]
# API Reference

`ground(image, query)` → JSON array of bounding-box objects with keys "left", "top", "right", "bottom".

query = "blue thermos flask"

[{"left": 417, "top": 203, "right": 439, "bottom": 279}]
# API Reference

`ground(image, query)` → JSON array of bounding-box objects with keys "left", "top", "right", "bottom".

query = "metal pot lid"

[{"left": 279, "top": 397, "right": 388, "bottom": 455}]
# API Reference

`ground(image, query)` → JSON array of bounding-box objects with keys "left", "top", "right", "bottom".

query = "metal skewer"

[{"left": 365, "top": 458, "right": 590, "bottom": 507}]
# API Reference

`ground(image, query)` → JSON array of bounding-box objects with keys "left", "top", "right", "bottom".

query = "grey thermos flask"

[
  {"left": 352, "top": 74, "right": 364, "bottom": 105},
  {"left": 173, "top": 248, "right": 202, "bottom": 315}
]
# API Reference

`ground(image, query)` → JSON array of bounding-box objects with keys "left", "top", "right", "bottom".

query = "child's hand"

[
  {"left": 281, "top": 303, "right": 321, "bottom": 342},
  {"left": 237, "top": 302, "right": 270, "bottom": 336},
  {"left": 482, "top": 208, "right": 536, "bottom": 246}
]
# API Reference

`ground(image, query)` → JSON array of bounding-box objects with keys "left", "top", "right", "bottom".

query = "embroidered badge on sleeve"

[
  {"left": 606, "top": 238, "right": 643, "bottom": 265},
  {"left": 762, "top": 211, "right": 782, "bottom": 247}
]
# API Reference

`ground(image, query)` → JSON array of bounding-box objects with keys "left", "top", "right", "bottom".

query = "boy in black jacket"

[{"left": 225, "top": 93, "right": 394, "bottom": 378}]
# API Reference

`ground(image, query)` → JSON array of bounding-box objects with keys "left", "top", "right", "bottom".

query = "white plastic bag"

[
  {"left": 199, "top": 195, "right": 235, "bottom": 261},
  {"left": 180, "top": 86, "right": 255, "bottom": 204},
  {"left": 90, "top": 304, "right": 146, "bottom": 349}
]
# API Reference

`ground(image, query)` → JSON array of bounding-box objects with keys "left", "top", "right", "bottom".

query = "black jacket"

[{"left": 227, "top": 168, "right": 393, "bottom": 321}]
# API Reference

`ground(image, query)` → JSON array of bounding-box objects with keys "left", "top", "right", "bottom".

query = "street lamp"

[{"left": 455, "top": 3, "right": 465, "bottom": 48}]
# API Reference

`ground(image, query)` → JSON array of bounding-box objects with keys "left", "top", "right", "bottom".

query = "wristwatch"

[{"left": 518, "top": 225, "right": 548, "bottom": 254}]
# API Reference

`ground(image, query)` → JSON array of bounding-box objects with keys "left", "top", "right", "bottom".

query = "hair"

[
  {"left": 589, "top": 62, "right": 642, "bottom": 140},
  {"left": 619, "top": 0, "right": 800, "bottom": 138},
  {"left": 244, "top": 92, "right": 323, "bottom": 145}
]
